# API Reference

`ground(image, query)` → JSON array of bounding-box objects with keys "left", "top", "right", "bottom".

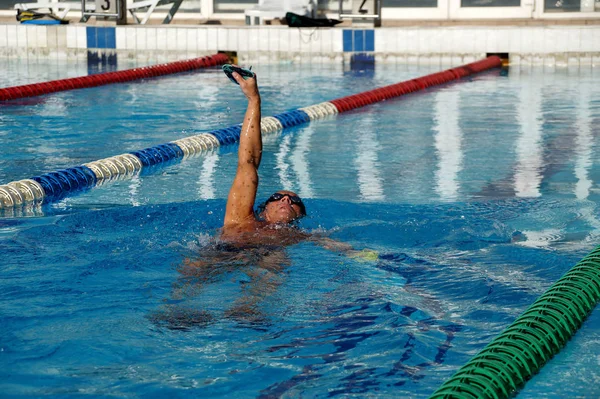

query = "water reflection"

[
  {"left": 290, "top": 125, "right": 315, "bottom": 198},
  {"left": 571, "top": 79, "right": 600, "bottom": 248},
  {"left": 38, "top": 97, "right": 68, "bottom": 118},
  {"left": 276, "top": 135, "right": 293, "bottom": 191},
  {"left": 273, "top": 127, "right": 315, "bottom": 197},
  {"left": 354, "top": 113, "right": 384, "bottom": 202},
  {"left": 433, "top": 88, "right": 462, "bottom": 201},
  {"left": 574, "top": 84, "right": 593, "bottom": 200},
  {"left": 128, "top": 175, "right": 141, "bottom": 206},
  {"left": 198, "top": 152, "right": 219, "bottom": 200},
  {"left": 513, "top": 80, "right": 544, "bottom": 198}
]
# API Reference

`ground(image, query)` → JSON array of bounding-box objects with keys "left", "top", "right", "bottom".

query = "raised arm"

[{"left": 223, "top": 71, "right": 262, "bottom": 226}]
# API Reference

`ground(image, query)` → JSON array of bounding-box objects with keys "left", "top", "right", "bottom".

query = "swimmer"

[
  {"left": 219, "top": 68, "right": 378, "bottom": 260},
  {"left": 149, "top": 69, "right": 378, "bottom": 329},
  {"left": 220, "top": 68, "right": 308, "bottom": 247}
]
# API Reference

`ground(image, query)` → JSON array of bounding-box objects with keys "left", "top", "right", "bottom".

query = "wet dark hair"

[{"left": 255, "top": 193, "right": 307, "bottom": 222}]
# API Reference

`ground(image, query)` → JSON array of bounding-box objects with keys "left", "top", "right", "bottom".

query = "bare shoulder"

[{"left": 221, "top": 219, "right": 264, "bottom": 241}]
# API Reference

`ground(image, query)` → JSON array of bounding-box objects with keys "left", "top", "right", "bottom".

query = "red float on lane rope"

[
  {"left": 0, "top": 53, "right": 229, "bottom": 102},
  {"left": 329, "top": 56, "right": 502, "bottom": 114}
]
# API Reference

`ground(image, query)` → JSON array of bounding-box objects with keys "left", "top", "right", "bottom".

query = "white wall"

[{"left": 0, "top": 24, "right": 599, "bottom": 66}]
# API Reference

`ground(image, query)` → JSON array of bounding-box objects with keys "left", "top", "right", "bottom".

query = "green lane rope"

[{"left": 429, "top": 245, "right": 600, "bottom": 399}]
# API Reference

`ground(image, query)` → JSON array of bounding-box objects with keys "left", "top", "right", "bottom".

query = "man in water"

[
  {"left": 220, "top": 69, "right": 309, "bottom": 247},
  {"left": 152, "top": 69, "right": 376, "bottom": 329},
  {"left": 152, "top": 70, "right": 311, "bottom": 328}
]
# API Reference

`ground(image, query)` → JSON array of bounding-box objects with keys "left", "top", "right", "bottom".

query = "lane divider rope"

[
  {"left": 0, "top": 53, "right": 230, "bottom": 101},
  {"left": 428, "top": 245, "right": 600, "bottom": 399},
  {"left": 0, "top": 56, "right": 502, "bottom": 209}
]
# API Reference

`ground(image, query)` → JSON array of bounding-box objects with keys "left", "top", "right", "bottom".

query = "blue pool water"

[{"left": 1, "top": 59, "right": 600, "bottom": 398}]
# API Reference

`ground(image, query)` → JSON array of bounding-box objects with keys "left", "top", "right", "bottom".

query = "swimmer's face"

[{"left": 263, "top": 190, "right": 305, "bottom": 224}]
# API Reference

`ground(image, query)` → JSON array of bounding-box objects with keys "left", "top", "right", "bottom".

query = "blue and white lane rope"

[{"left": 0, "top": 103, "right": 338, "bottom": 209}]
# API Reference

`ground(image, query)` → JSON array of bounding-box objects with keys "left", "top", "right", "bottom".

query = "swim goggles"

[{"left": 265, "top": 193, "right": 306, "bottom": 215}]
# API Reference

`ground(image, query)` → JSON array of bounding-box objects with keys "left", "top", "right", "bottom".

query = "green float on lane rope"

[{"left": 429, "top": 245, "right": 600, "bottom": 399}]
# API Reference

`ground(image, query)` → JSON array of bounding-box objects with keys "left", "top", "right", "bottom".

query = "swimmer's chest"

[{"left": 222, "top": 223, "right": 308, "bottom": 247}]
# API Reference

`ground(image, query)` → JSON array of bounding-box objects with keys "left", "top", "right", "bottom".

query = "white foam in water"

[
  {"left": 194, "top": 232, "right": 213, "bottom": 248},
  {"left": 515, "top": 229, "right": 564, "bottom": 249}
]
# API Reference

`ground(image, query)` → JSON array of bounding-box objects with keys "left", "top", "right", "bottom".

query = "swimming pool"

[{"left": 1, "top": 59, "right": 599, "bottom": 398}]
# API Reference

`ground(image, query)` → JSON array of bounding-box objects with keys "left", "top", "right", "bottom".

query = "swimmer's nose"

[{"left": 280, "top": 196, "right": 291, "bottom": 204}]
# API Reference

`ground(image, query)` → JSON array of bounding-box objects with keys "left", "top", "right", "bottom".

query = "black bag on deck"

[{"left": 285, "top": 12, "right": 342, "bottom": 28}]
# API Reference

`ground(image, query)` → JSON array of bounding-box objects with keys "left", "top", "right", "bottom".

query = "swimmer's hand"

[
  {"left": 231, "top": 66, "right": 259, "bottom": 102},
  {"left": 347, "top": 249, "right": 380, "bottom": 262}
]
